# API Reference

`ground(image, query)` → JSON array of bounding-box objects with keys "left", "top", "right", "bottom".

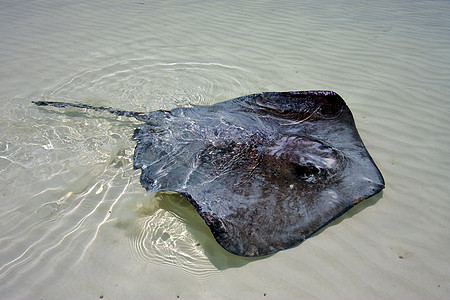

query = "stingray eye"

[
  {"left": 316, "top": 103, "right": 343, "bottom": 119},
  {"left": 314, "top": 92, "right": 347, "bottom": 119},
  {"left": 292, "top": 164, "right": 324, "bottom": 182}
]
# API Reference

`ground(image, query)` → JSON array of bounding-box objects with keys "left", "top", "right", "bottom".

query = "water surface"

[{"left": 1, "top": 1, "right": 449, "bottom": 299}]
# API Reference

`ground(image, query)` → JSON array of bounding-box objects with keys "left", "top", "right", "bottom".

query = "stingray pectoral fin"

[{"left": 178, "top": 135, "right": 382, "bottom": 256}]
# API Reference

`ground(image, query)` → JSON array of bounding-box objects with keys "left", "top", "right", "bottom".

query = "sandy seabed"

[{"left": 0, "top": 1, "right": 449, "bottom": 299}]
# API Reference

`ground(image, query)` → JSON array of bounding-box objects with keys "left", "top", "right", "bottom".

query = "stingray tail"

[{"left": 32, "top": 101, "right": 149, "bottom": 122}]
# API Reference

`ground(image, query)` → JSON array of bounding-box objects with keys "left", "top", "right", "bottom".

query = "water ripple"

[
  {"left": 37, "top": 58, "right": 265, "bottom": 112},
  {"left": 1, "top": 0, "right": 450, "bottom": 298},
  {"left": 113, "top": 192, "right": 221, "bottom": 279}
]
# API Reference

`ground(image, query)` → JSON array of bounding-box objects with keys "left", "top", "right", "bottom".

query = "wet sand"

[{"left": 0, "top": 1, "right": 449, "bottom": 299}]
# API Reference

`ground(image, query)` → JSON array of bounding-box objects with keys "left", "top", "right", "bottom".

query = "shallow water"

[{"left": 1, "top": 0, "right": 449, "bottom": 299}]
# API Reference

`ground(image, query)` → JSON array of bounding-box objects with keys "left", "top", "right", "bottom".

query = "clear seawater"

[{"left": 1, "top": 1, "right": 449, "bottom": 299}]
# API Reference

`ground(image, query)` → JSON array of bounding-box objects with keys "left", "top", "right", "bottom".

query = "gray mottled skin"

[{"left": 34, "top": 91, "right": 384, "bottom": 256}]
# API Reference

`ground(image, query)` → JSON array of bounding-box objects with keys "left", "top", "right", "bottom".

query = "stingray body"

[{"left": 34, "top": 91, "right": 384, "bottom": 256}]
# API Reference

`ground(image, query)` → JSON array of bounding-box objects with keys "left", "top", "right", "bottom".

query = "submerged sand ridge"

[{"left": 0, "top": 0, "right": 449, "bottom": 299}]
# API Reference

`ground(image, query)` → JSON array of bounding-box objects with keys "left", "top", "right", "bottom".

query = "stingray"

[{"left": 33, "top": 91, "right": 384, "bottom": 256}]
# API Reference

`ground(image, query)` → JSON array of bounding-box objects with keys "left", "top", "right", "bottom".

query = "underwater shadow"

[
  {"left": 310, "top": 190, "right": 385, "bottom": 238},
  {"left": 157, "top": 192, "right": 269, "bottom": 270},
  {"left": 158, "top": 191, "right": 384, "bottom": 270}
]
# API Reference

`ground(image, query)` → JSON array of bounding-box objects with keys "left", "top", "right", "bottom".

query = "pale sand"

[{"left": 0, "top": 0, "right": 449, "bottom": 299}]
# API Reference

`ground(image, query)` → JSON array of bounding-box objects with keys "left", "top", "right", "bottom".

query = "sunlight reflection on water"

[{"left": 1, "top": 0, "right": 449, "bottom": 298}]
